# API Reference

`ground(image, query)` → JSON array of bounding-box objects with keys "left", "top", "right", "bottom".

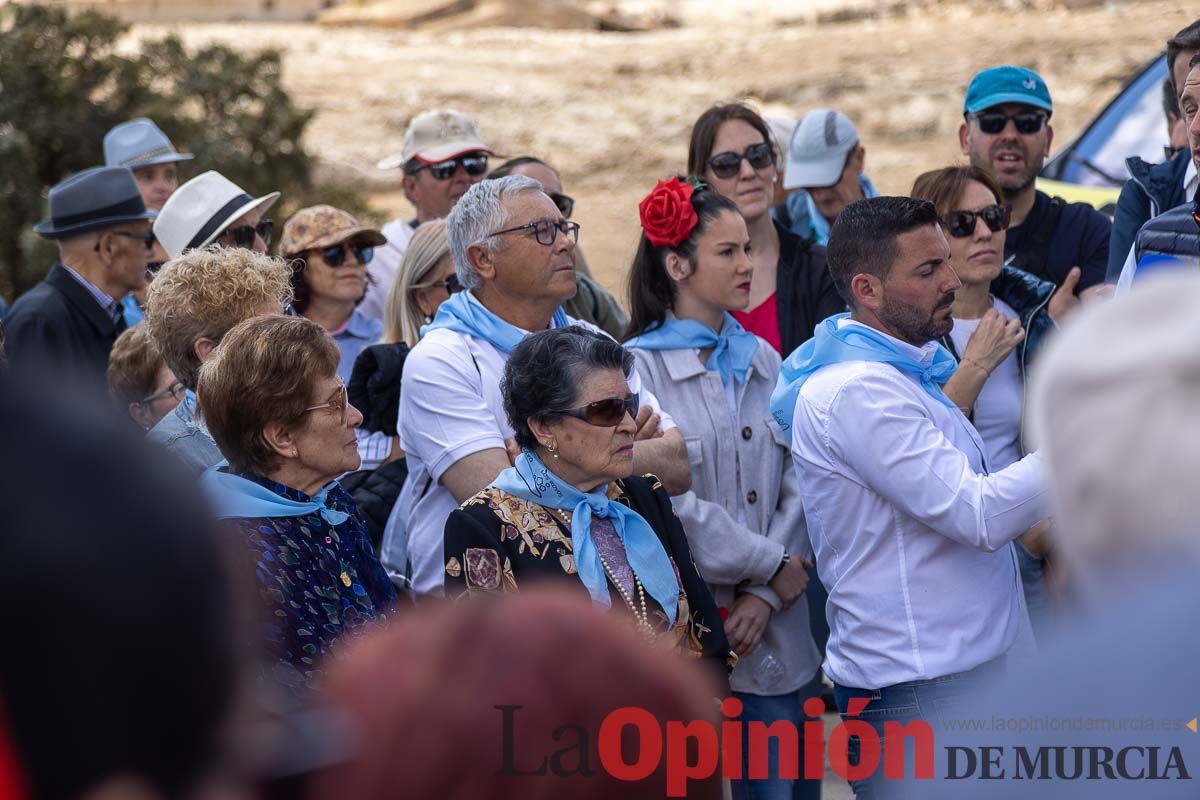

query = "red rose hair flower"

[{"left": 638, "top": 177, "right": 699, "bottom": 249}]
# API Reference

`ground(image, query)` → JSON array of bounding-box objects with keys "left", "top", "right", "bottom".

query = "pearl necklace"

[{"left": 549, "top": 507, "right": 656, "bottom": 638}]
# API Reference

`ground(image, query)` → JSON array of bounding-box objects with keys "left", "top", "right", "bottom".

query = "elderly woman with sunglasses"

[
  {"left": 911, "top": 165, "right": 1078, "bottom": 641},
  {"left": 687, "top": 103, "right": 845, "bottom": 357},
  {"left": 444, "top": 326, "right": 732, "bottom": 680},
  {"left": 198, "top": 314, "right": 396, "bottom": 691},
  {"left": 279, "top": 205, "right": 388, "bottom": 381}
]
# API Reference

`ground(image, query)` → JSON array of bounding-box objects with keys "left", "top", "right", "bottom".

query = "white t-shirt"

[
  {"left": 381, "top": 295, "right": 676, "bottom": 596},
  {"left": 358, "top": 218, "right": 416, "bottom": 323},
  {"left": 948, "top": 298, "right": 1024, "bottom": 471}
]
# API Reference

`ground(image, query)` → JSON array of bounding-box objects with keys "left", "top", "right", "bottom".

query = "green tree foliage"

[{"left": 0, "top": 4, "right": 373, "bottom": 301}]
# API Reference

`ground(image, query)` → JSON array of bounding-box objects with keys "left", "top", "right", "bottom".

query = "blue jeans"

[
  {"left": 731, "top": 675, "right": 823, "bottom": 800},
  {"left": 832, "top": 658, "right": 1005, "bottom": 799}
]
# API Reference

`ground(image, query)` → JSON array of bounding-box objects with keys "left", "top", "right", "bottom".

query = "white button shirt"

[
  {"left": 383, "top": 296, "right": 675, "bottom": 596},
  {"left": 789, "top": 319, "right": 1047, "bottom": 690}
]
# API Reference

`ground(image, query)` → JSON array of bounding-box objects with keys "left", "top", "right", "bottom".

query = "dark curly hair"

[{"left": 502, "top": 326, "right": 633, "bottom": 452}]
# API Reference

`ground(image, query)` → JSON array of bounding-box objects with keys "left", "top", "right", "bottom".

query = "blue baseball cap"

[{"left": 964, "top": 65, "right": 1053, "bottom": 115}]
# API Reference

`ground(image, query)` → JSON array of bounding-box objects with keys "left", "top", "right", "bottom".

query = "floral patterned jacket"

[{"left": 444, "top": 473, "right": 734, "bottom": 682}]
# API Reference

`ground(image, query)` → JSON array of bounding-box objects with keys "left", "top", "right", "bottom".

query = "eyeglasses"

[
  {"left": 221, "top": 220, "right": 273, "bottom": 250},
  {"left": 486, "top": 219, "right": 580, "bottom": 247},
  {"left": 319, "top": 241, "right": 374, "bottom": 267},
  {"left": 415, "top": 272, "right": 462, "bottom": 294},
  {"left": 409, "top": 155, "right": 489, "bottom": 181},
  {"left": 304, "top": 379, "right": 349, "bottom": 426},
  {"left": 138, "top": 381, "right": 185, "bottom": 407},
  {"left": 969, "top": 111, "right": 1048, "bottom": 136},
  {"left": 707, "top": 141, "right": 775, "bottom": 180},
  {"left": 548, "top": 192, "right": 575, "bottom": 218},
  {"left": 943, "top": 204, "right": 1012, "bottom": 238},
  {"left": 552, "top": 394, "right": 640, "bottom": 427},
  {"left": 111, "top": 230, "right": 157, "bottom": 252}
]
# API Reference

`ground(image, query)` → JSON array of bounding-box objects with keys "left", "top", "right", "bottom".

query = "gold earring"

[
  {"left": 291, "top": 447, "right": 299, "bottom": 458},
  {"left": 547, "top": 441, "right": 558, "bottom": 459}
]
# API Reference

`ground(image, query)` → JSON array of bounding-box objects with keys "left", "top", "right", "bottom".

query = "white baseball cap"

[
  {"left": 783, "top": 109, "right": 860, "bottom": 190},
  {"left": 153, "top": 171, "right": 280, "bottom": 259},
  {"left": 376, "top": 109, "right": 492, "bottom": 171}
]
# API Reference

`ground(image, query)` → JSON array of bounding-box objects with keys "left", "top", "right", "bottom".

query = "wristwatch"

[{"left": 771, "top": 550, "right": 791, "bottom": 580}]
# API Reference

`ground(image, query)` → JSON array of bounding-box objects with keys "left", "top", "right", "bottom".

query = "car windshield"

[{"left": 1042, "top": 54, "right": 1169, "bottom": 188}]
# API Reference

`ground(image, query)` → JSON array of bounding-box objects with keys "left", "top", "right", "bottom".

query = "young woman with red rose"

[
  {"left": 687, "top": 103, "right": 845, "bottom": 358},
  {"left": 624, "top": 178, "right": 824, "bottom": 800}
]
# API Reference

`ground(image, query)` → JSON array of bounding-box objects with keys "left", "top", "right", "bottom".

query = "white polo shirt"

[
  {"left": 789, "top": 319, "right": 1047, "bottom": 690},
  {"left": 383, "top": 296, "right": 675, "bottom": 596}
]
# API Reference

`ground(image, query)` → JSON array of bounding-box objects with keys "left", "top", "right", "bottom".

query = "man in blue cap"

[
  {"left": 960, "top": 65, "right": 1110, "bottom": 295},
  {"left": 3, "top": 166, "right": 156, "bottom": 382}
]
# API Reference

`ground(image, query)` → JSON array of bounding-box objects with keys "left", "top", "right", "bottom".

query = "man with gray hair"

[{"left": 382, "top": 175, "right": 690, "bottom": 596}]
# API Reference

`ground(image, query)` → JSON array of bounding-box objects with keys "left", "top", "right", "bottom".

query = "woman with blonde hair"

[
  {"left": 345, "top": 221, "right": 455, "bottom": 548},
  {"left": 381, "top": 220, "right": 457, "bottom": 348}
]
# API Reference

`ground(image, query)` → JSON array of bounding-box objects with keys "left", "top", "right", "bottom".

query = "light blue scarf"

[
  {"left": 625, "top": 313, "right": 758, "bottom": 385},
  {"left": 804, "top": 174, "right": 879, "bottom": 245},
  {"left": 420, "top": 290, "right": 569, "bottom": 353},
  {"left": 770, "top": 313, "right": 958, "bottom": 431},
  {"left": 492, "top": 450, "right": 679, "bottom": 625},
  {"left": 200, "top": 468, "right": 350, "bottom": 525},
  {"left": 121, "top": 293, "right": 144, "bottom": 327}
]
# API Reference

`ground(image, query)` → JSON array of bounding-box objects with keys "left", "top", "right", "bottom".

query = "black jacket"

[
  {"left": 1132, "top": 195, "right": 1200, "bottom": 269},
  {"left": 339, "top": 458, "right": 409, "bottom": 552},
  {"left": 775, "top": 222, "right": 846, "bottom": 357},
  {"left": 348, "top": 341, "right": 409, "bottom": 437},
  {"left": 1107, "top": 150, "right": 1192, "bottom": 282},
  {"left": 3, "top": 262, "right": 125, "bottom": 384}
]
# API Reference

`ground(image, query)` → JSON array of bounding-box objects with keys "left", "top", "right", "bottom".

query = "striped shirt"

[{"left": 60, "top": 263, "right": 122, "bottom": 325}]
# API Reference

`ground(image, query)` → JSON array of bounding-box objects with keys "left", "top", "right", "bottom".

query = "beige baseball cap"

[{"left": 376, "top": 109, "right": 492, "bottom": 170}]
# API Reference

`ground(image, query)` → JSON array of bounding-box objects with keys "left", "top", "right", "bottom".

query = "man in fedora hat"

[
  {"left": 3, "top": 166, "right": 156, "bottom": 382},
  {"left": 154, "top": 170, "right": 280, "bottom": 260},
  {"left": 104, "top": 117, "right": 194, "bottom": 326},
  {"left": 361, "top": 109, "right": 494, "bottom": 321}
]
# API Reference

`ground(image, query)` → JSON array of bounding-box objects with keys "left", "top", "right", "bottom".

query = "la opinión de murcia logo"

[{"left": 497, "top": 699, "right": 1193, "bottom": 796}]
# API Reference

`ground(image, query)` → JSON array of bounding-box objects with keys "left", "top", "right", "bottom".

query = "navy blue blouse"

[{"left": 226, "top": 473, "right": 397, "bottom": 689}]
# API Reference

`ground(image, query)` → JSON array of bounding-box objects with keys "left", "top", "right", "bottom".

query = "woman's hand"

[
  {"left": 767, "top": 555, "right": 812, "bottom": 610},
  {"left": 724, "top": 593, "right": 773, "bottom": 656},
  {"left": 961, "top": 309, "right": 1024, "bottom": 374},
  {"left": 633, "top": 405, "right": 664, "bottom": 441},
  {"left": 1048, "top": 267, "right": 1082, "bottom": 324}
]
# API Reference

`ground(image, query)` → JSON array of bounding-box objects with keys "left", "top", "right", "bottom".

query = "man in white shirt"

[
  {"left": 774, "top": 196, "right": 1048, "bottom": 797},
  {"left": 362, "top": 109, "right": 493, "bottom": 321},
  {"left": 383, "top": 175, "right": 690, "bottom": 596}
]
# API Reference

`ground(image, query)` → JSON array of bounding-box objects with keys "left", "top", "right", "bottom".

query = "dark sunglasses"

[
  {"left": 419, "top": 272, "right": 462, "bottom": 294},
  {"left": 411, "top": 155, "right": 489, "bottom": 181},
  {"left": 319, "top": 241, "right": 374, "bottom": 267},
  {"left": 222, "top": 220, "right": 273, "bottom": 249},
  {"left": 553, "top": 394, "right": 640, "bottom": 427},
  {"left": 486, "top": 219, "right": 580, "bottom": 247},
  {"left": 707, "top": 141, "right": 775, "bottom": 179},
  {"left": 969, "top": 111, "right": 1048, "bottom": 136},
  {"left": 110, "top": 230, "right": 157, "bottom": 252},
  {"left": 943, "top": 204, "right": 1012, "bottom": 238},
  {"left": 549, "top": 192, "right": 575, "bottom": 218}
]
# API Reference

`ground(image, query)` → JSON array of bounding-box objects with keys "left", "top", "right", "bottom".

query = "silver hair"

[{"left": 446, "top": 174, "right": 544, "bottom": 291}]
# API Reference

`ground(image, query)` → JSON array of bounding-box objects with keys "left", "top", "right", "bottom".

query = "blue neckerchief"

[
  {"left": 120, "top": 293, "right": 144, "bottom": 327},
  {"left": 199, "top": 468, "right": 349, "bottom": 525},
  {"left": 625, "top": 313, "right": 758, "bottom": 385},
  {"left": 420, "top": 290, "right": 569, "bottom": 353},
  {"left": 804, "top": 174, "right": 879, "bottom": 245},
  {"left": 770, "top": 313, "right": 958, "bottom": 430},
  {"left": 491, "top": 450, "right": 679, "bottom": 625}
]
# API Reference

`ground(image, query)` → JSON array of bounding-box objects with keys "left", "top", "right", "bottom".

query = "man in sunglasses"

[
  {"left": 363, "top": 109, "right": 494, "bottom": 322},
  {"left": 486, "top": 155, "right": 629, "bottom": 339},
  {"left": 385, "top": 175, "right": 690, "bottom": 597},
  {"left": 4, "top": 166, "right": 155, "bottom": 385},
  {"left": 960, "top": 65, "right": 1110, "bottom": 295},
  {"left": 778, "top": 109, "right": 878, "bottom": 245}
]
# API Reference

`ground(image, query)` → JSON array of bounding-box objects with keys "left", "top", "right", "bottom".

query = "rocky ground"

[{"left": 127, "top": 0, "right": 1192, "bottom": 300}]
